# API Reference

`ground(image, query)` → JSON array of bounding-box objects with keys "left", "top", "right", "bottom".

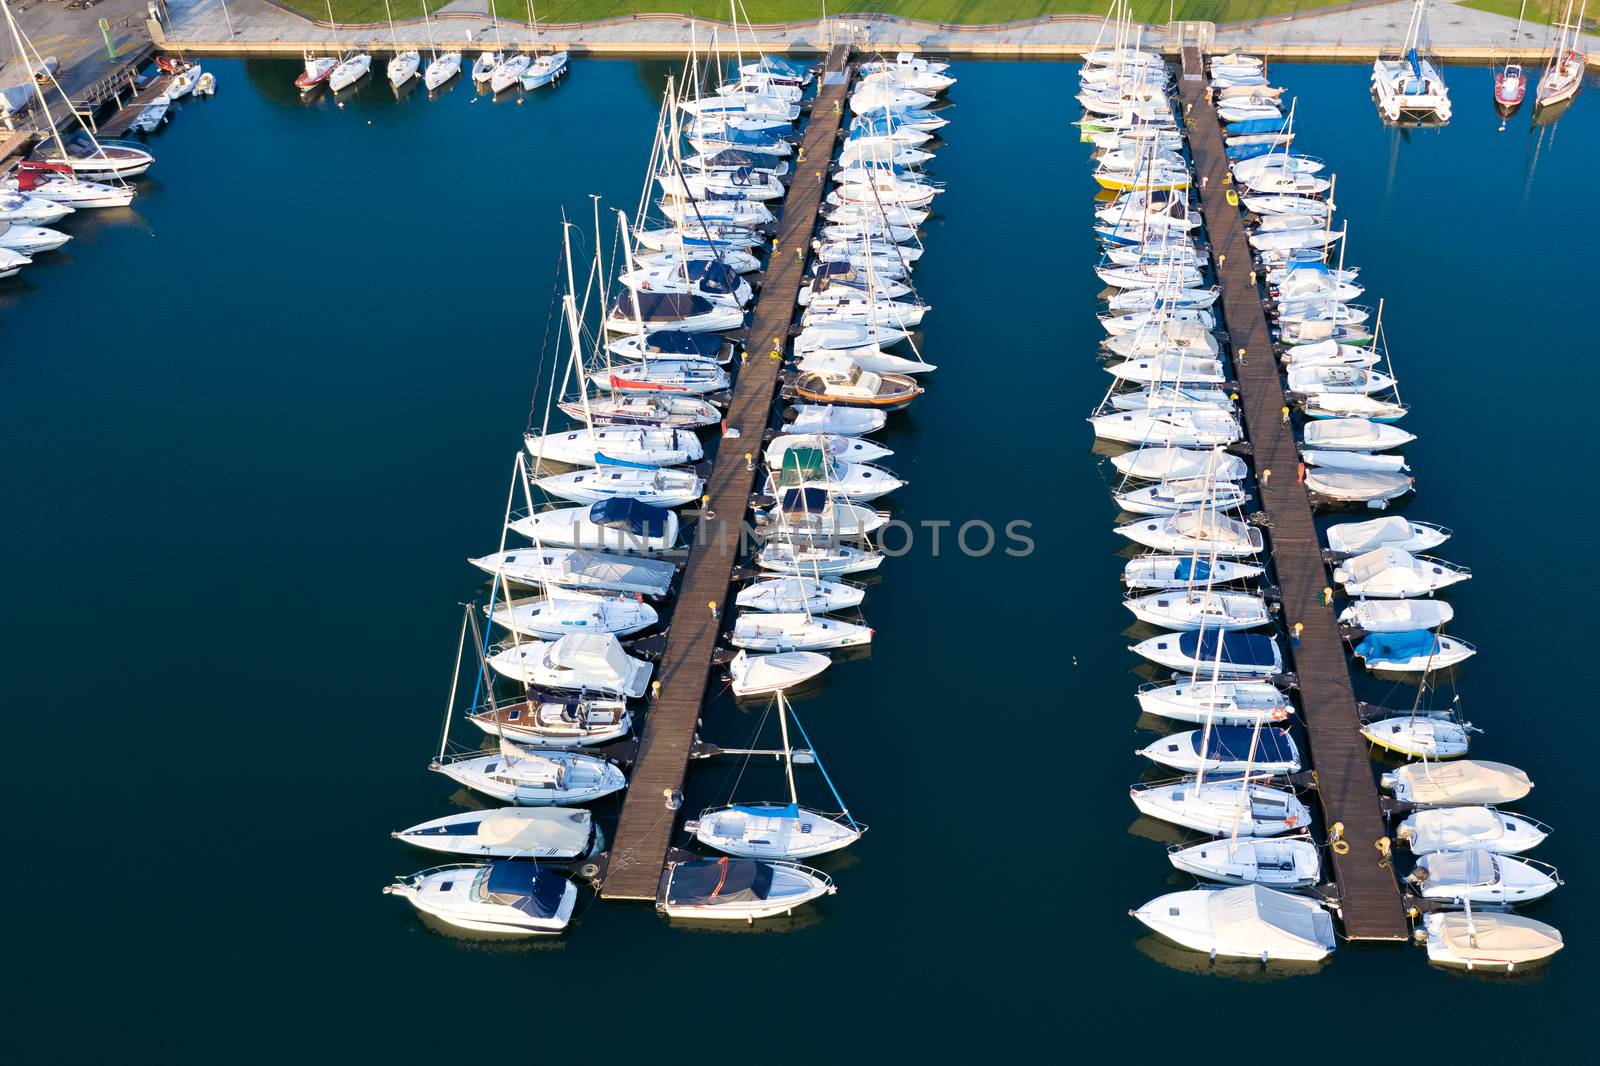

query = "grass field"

[
  {"left": 1459, "top": 0, "right": 1590, "bottom": 27},
  {"left": 286, "top": 1, "right": 1344, "bottom": 29}
]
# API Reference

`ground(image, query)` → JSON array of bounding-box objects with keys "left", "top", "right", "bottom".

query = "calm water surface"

[{"left": 2, "top": 60, "right": 1594, "bottom": 1060}]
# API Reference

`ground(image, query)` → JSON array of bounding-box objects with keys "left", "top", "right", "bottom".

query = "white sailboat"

[
  {"left": 1371, "top": 0, "right": 1452, "bottom": 124},
  {"left": 1535, "top": 0, "right": 1588, "bottom": 110},
  {"left": 421, "top": 3, "right": 463, "bottom": 91},
  {"left": 383, "top": 0, "right": 419, "bottom": 88}
]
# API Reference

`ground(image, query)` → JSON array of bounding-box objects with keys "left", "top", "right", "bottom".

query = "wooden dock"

[
  {"left": 598, "top": 45, "right": 854, "bottom": 902},
  {"left": 98, "top": 73, "right": 176, "bottom": 139},
  {"left": 1179, "top": 46, "right": 1409, "bottom": 941}
]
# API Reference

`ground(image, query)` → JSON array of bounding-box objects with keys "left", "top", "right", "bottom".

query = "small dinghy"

[
  {"left": 1383, "top": 760, "right": 1532, "bottom": 806},
  {"left": 1125, "top": 589, "right": 1270, "bottom": 631},
  {"left": 1341, "top": 598, "right": 1452, "bottom": 633},
  {"left": 659, "top": 857, "right": 835, "bottom": 921},
  {"left": 1361, "top": 714, "right": 1471, "bottom": 758},
  {"left": 433, "top": 742, "right": 628, "bottom": 805},
  {"left": 731, "top": 613, "right": 872, "bottom": 652},
  {"left": 1301, "top": 418, "right": 1415, "bottom": 452},
  {"left": 536, "top": 466, "right": 705, "bottom": 508},
  {"left": 385, "top": 861, "right": 576, "bottom": 935},
  {"left": 757, "top": 539, "right": 882, "bottom": 577},
  {"left": 1115, "top": 479, "right": 1249, "bottom": 517},
  {"left": 394, "top": 808, "right": 597, "bottom": 859},
  {"left": 508, "top": 500, "right": 679, "bottom": 554},
  {"left": 1326, "top": 516, "right": 1450, "bottom": 556},
  {"left": 1305, "top": 469, "right": 1414, "bottom": 508},
  {"left": 736, "top": 577, "right": 865, "bottom": 615},
  {"left": 1124, "top": 555, "right": 1264, "bottom": 591},
  {"left": 1117, "top": 511, "right": 1264, "bottom": 557},
  {"left": 1138, "top": 726, "right": 1300, "bottom": 775},
  {"left": 1334, "top": 546, "right": 1469, "bottom": 598},
  {"left": 1398, "top": 807, "right": 1549, "bottom": 855},
  {"left": 729, "top": 650, "right": 831, "bottom": 696},
  {"left": 1137, "top": 679, "right": 1292, "bottom": 726},
  {"left": 1168, "top": 837, "right": 1321, "bottom": 889},
  {"left": 470, "top": 689, "right": 632, "bottom": 747},
  {"left": 488, "top": 590, "right": 658, "bottom": 639},
  {"left": 1132, "top": 630, "right": 1283, "bottom": 678},
  {"left": 486, "top": 634, "right": 654, "bottom": 697},
  {"left": 1132, "top": 777, "right": 1310, "bottom": 836},
  {"left": 1112, "top": 448, "right": 1247, "bottom": 482},
  {"left": 1132, "top": 886, "right": 1334, "bottom": 962},
  {"left": 1409, "top": 851, "right": 1560, "bottom": 905},
  {"left": 128, "top": 95, "right": 170, "bottom": 133},
  {"left": 470, "top": 548, "right": 676, "bottom": 597},
  {"left": 1354, "top": 630, "right": 1476, "bottom": 674},
  {"left": 1423, "top": 909, "right": 1562, "bottom": 972}
]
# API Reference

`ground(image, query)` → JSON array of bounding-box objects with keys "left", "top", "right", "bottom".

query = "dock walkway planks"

[
  {"left": 599, "top": 45, "right": 854, "bottom": 902},
  {"left": 98, "top": 74, "right": 176, "bottom": 139},
  {"left": 1179, "top": 47, "right": 1409, "bottom": 941}
]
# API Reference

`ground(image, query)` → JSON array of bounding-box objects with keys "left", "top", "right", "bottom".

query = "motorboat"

[
  {"left": 1131, "top": 630, "right": 1284, "bottom": 678},
  {"left": 1301, "top": 418, "right": 1414, "bottom": 452},
  {"left": 486, "top": 635, "right": 652, "bottom": 697},
  {"left": 469, "top": 547, "right": 676, "bottom": 596},
  {"left": 786, "top": 404, "right": 888, "bottom": 437},
  {"left": 296, "top": 55, "right": 337, "bottom": 91},
  {"left": 487, "top": 590, "right": 658, "bottom": 639},
  {"left": 789, "top": 356, "right": 923, "bottom": 410},
  {"left": 756, "top": 539, "right": 883, "bottom": 577},
  {"left": 1116, "top": 511, "right": 1264, "bottom": 557},
  {"left": 1111, "top": 448, "right": 1247, "bottom": 482},
  {"left": 729, "top": 650, "right": 831, "bottom": 696},
  {"left": 1340, "top": 598, "right": 1452, "bottom": 632},
  {"left": 1325, "top": 516, "right": 1449, "bottom": 556},
  {"left": 1131, "top": 886, "right": 1335, "bottom": 962},
  {"left": 1354, "top": 630, "right": 1476, "bottom": 673},
  {"left": 1125, "top": 589, "right": 1269, "bottom": 631},
  {"left": 1136, "top": 679, "right": 1292, "bottom": 726},
  {"left": 329, "top": 52, "right": 373, "bottom": 93},
  {"left": 731, "top": 613, "right": 872, "bottom": 652},
  {"left": 1300, "top": 393, "right": 1408, "bottom": 421},
  {"left": 1132, "top": 777, "right": 1310, "bottom": 836},
  {"left": 128, "top": 95, "right": 169, "bottom": 133},
  {"left": 472, "top": 51, "right": 504, "bottom": 85},
  {"left": 30, "top": 132, "right": 152, "bottom": 179},
  {"left": 1360, "top": 714, "right": 1471, "bottom": 758},
  {"left": 658, "top": 858, "right": 834, "bottom": 920},
  {"left": 0, "top": 193, "right": 72, "bottom": 225},
  {"left": 767, "top": 432, "right": 893, "bottom": 467},
  {"left": 523, "top": 425, "right": 703, "bottom": 468},
  {"left": 1286, "top": 364, "right": 1393, "bottom": 395},
  {"left": 605, "top": 290, "right": 744, "bottom": 334},
  {"left": 0, "top": 220, "right": 69, "bottom": 254},
  {"left": 764, "top": 454, "right": 904, "bottom": 504},
  {"left": 619, "top": 259, "right": 752, "bottom": 307},
  {"left": 1333, "top": 546, "right": 1469, "bottom": 598},
  {"left": 433, "top": 743, "right": 628, "bottom": 805},
  {"left": 508, "top": 500, "right": 679, "bottom": 554},
  {"left": 469, "top": 689, "right": 632, "bottom": 747},
  {"left": 1397, "top": 806, "right": 1549, "bottom": 855},
  {"left": 4, "top": 164, "right": 133, "bottom": 209},
  {"left": 1382, "top": 760, "right": 1532, "bottom": 805},
  {"left": 1122, "top": 555, "right": 1263, "bottom": 591},
  {"left": 1409, "top": 851, "right": 1560, "bottom": 905},
  {"left": 536, "top": 465, "right": 705, "bottom": 508},
  {"left": 1305, "top": 469, "right": 1414, "bottom": 508},
  {"left": 736, "top": 576, "right": 865, "bottom": 615},
  {"left": 1168, "top": 837, "right": 1321, "bottom": 889},
  {"left": 394, "top": 807, "right": 597, "bottom": 859},
  {"left": 795, "top": 321, "right": 910, "bottom": 355},
  {"left": 1303, "top": 449, "right": 1408, "bottom": 475},
  {"left": 1138, "top": 726, "right": 1300, "bottom": 775},
  {"left": 384, "top": 862, "right": 576, "bottom": 935},
  {"left": 1422, "top": 909, "right": 1562, "bottom": 971},
  {"left": 0, "top": 247, "right": 28, "bottom": 278}
]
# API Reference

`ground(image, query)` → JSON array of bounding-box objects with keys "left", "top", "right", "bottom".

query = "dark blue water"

[{"left": 2, "top": 59, "right": 1594, "bottom": 1060}]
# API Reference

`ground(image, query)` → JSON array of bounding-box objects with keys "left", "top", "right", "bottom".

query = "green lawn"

[
  {"left": 289, "top": 1, "right": 1341, "bottom": 28},
  {"left": 1459, "top": 0, "right": 1591, "bottom": 27}
]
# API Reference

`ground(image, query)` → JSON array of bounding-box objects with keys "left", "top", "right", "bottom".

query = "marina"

[{"left": 2, "top": 5, "right": 1598, "bottom": 1058}]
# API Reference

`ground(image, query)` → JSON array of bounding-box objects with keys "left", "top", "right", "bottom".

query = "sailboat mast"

[
  {"left": 777, "top": 692, "right": 799, "bottom": 805},
  {"left": 1, "top": 0, "right": 70, "bottom": 162}
]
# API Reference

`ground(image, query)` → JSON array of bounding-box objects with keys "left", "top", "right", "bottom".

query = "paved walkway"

[
  {"left": 150, "top": 1, "right": 1599, "bottom": 62},
  {"left": 2, "top": 0, "right": 151, "bottom": 100}
]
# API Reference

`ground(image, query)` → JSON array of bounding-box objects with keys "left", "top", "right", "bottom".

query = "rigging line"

[
  {"left": 526, "top": 239, "right": 569, "bottom": 433},
  {"left": 719, "top": 697, "right": 777, "bottom": 807},
  {"left": 786, "top": 704, "right": 857, "bottom": 829}
]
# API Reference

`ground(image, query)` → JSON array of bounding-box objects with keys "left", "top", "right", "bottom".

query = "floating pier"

[
  {"left": 1178, "top": 45, "right": 1409, "bottom": 942},
  {"left": 597, "top": 44, "right": 854, "bottom": 902}
]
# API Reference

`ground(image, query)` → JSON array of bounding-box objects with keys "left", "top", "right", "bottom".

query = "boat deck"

[
  {"left": 598, "top": 45, "right": 854, "bottom": 903},
  {"left": 1179, "top": 46, "right": 1409, "bottom": 942}
]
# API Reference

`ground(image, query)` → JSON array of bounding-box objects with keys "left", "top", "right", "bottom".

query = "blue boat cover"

[
  {"left": 687, "top": 260, "right": 740, "bottom": 295},
  {"left": 1227, "top": 142, "right": 1277, "bottom": 161},
  {"left": 484, "top": 861, "right": 569, "bottom": 919},
  {"left": 701, "top": 126, "right": 785, "bottom": 148},
  {"left": 780, "top": 486, "right": 832, "bottom": 514},
  {"left": 611, "top": 290, "right": 712, "bottom": 321},
  {"left": 590, "top": 497, "right": 672, "bottom": 537},
  {"left": 1173, "top": 558, "right": 1213, "bottom": 581},
  {"left": 593, "top": 452, "right": 662, "bottom": 470},
  {"left": 1356, "top": 629, "right": 1437, "bottom": 663},
  {"left": 703, "top": 149, "right": 783, "bottom": 171},
  {"left": 1177, "top": 631, "right": 1280, "bottom": 667},
  {"left": 753, "top": 55, "right": 812, "bottom": 78},
  {"left": 1193, "top": 726, "right": 1296, "bottom": 765},
  {"left": 666, "top": 858, "right": 775, "bottom": 905},
  {"left": 731, "top": 802, "right": 800, "bottom": 819},
  {"left": 1225, "top": 117, "right": 1290, "bottom": 136},
  {"left": 641, "top": 330, "right": 725, "bottom": 358}
]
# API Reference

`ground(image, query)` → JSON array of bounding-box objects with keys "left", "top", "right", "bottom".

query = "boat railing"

[
  {"left": 1416, "top": 555, "right": 1471, "bottom": 578},
  {"left": 392, "top": 863, "right": 490, "bottom": 882}
]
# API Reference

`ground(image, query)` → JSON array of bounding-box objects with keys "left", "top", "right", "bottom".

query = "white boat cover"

[
  {"left": 730, "top": 650, "right": 830, "bottom": 694},
  {"left": 1326, "top": 516, "right": 1420, "bottom": 554},
  {"left": 560, "top": 551, "right": 675, "bottom": 595},
  {"left": 1342, "top": 599, "right": 1452, "bottom": 631},
  {"left": 1404, "top": 807, "right": 1508, "bottom": 851},
  {"left": 1208, "top": 885, "right": 1335, "bottom": 957},
  {"left": 1417, "top": 850, "right": 1501, "bottom": 888},
  {"left": 476, "top": 808, "right": 592, "bottom": 851},
  {"left": 1305, "top": 469, "right": 1410, "bottom": 501},
  {"left": 548, "top": 634, "right": 635, "bottom": 682},
  {"left": 497, "top": 742, "right": 565, "bottom": 785},
  {"left": 1390, "top": 761, "right": 1532, "bottom": 805},
  {"left": 1432, "top": 912, "right": 1562, "bottom": 963}
]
